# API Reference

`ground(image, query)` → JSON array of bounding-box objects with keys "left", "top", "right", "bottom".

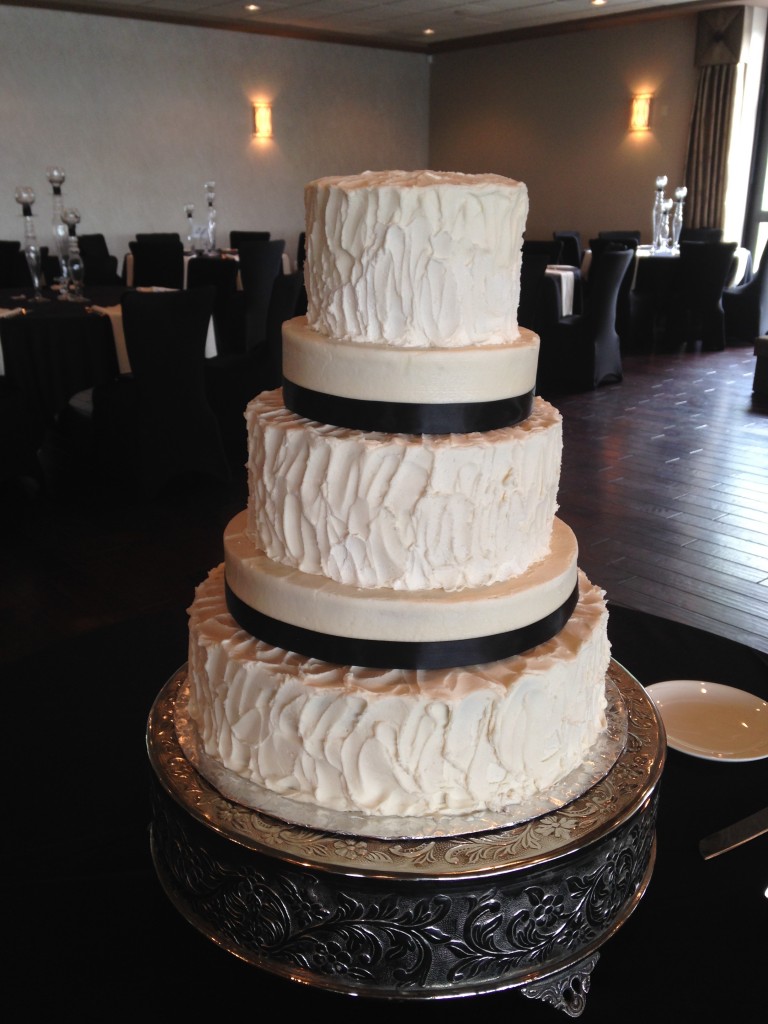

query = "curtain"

[
  {"left": 684, "top": 8, "right": 744, "bottom": 230},
  {"left": 684, "top": 64, "right": 737, "bottom": 229}
]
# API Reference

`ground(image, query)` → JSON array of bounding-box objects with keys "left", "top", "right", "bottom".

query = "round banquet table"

[
  {"left": 0, "top": 285, "right": 128, "bottom": 445},
  {"left": 3, "top": 603, "right": 766, "bottom": 1021}
]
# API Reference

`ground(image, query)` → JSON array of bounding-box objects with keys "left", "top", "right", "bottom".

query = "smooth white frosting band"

[
  {"left": 282, "top": 318, "right": 540, "bottom": 405},
  {"left": 224, "top": 511, "right": 578, "bottom": 646}
]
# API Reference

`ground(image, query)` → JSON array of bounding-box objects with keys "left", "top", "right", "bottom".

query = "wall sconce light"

[
  {"left": 630, "top": 93, "right": 653, "bottom": 132},
  {"left": 252, "top": 102, "right": 272, "bottom": 138}
]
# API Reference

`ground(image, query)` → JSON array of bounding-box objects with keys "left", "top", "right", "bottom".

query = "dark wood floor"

[{"left": 1, "top": 341, "right": 767, "bottom": 668}]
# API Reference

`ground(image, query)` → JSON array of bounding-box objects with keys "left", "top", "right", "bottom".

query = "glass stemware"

[
  {"left": 61, "top": 208, "right": 88, "bottom": 302},
  {"left": 47, "top": 166, "right": 70, "bottom": 297},
  {"left": 184, "top": 203, "right": 195, "bottom": 252},
  {"left": 652, "top": 175, "right": 668, "bottom": 253},
  {"left": 15, "top": 185, "right": 49, "bottom": 302},
  {"left": 204, "top": 181, "right": 216, "bottom": 253},
  {"left": 672, "top": 186, "right": 688, "bottom": 251},
  {"left": 659, "top": 198, "right": 674, "bottom": 250}
]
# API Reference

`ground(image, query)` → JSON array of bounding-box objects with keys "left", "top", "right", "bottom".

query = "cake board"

[{"left": 147, "top": 659, "right": 665, "bottom": 1017}]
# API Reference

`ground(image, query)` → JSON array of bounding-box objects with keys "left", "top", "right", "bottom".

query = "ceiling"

[{"left": 8, "top": 0, "right": 746, "bottom": 52}]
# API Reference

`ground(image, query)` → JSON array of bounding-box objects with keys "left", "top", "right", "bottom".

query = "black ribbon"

[
  {"left": 225, "top": 580, "right": 579, "bottom": 670},
  {"left": 283, "top": 379, "right": 535, "bottom": 434}
]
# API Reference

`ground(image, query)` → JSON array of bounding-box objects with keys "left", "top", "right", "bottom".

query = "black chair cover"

[
  {"left": 518, "top": 252, "right": 551, "bottom": 333},
  {"left": 553, "top": 231, "right": 582, "bottom": 269},
  {"left": 238, "top": 239, "right": 286, "bottom": 350},
  {"left": 664, "top": 241, "right": 738, "bottom": 351},
  {"left": 723, "top": 247, "right": 768, "bottom": 344},
  {"left": 79, "top": 234, "right": 122, "bottom": 286},
  {"left": 537, "top": 249, "right": 633, "bottom": 393},
  {"left": 522, "top": 239, "right": 563, "bottom": 264},
  {"left": 92, "top": 287, "right": 230, "bottom": 493},
  {"left": 186, "top": 257, "right": 243, "bottom": 356},
  {"left": 230, "top": 231, "right": 271, "bottom": 250},
  {"left": 128, "top": 239, "right": 184, "bottom": 290},
  {"left": 0, "top": 240, "right": 22, "bottom": 288}
]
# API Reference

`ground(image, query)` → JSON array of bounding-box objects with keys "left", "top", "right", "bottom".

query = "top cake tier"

[{"left": 304, "top": 170, "right": 528, "bottom": 349}]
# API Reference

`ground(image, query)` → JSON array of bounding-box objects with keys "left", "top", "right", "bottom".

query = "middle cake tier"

[{"left": 246, "top": 389, "right": 563, "bottom": 592}]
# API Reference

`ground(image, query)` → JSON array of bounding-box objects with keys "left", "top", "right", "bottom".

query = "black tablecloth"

[
  {"left": 0, "top": 286, "right": 127, "bottom": 443},
  {"left": 5, "top": 604, "right": 766, "bottom": 1019}
]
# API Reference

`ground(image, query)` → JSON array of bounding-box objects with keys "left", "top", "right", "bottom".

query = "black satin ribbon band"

[
  {"left": 225, "top": 581, "right": 579, "bottom": 670},
  {"left": 283, "top": 379, "right": 535, "bottom": 435}
]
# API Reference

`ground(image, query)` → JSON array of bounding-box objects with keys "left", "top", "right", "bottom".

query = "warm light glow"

[
  {"left": 244, "top": 4, "right": 260, "bottom": 11},
  {"left": 591, "top": 1, "right": 607, "bottom": 6},
  {"left": 252, "top": 102, "right": 272, "bottom": 138},
  {"left": 423, "top": 28, "right": 435, "bottom": 36},
  {"left": 630, "top": 93, "right": 652, "bottom": 132}
]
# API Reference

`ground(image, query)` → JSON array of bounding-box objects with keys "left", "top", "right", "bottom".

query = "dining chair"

[
  {"left": 552, "top": 231, "right": 583, "bottom": 269},
  {"left": 186, "top": 255, "right": 244, "bottom": 356},
  {"left": 522, "top": 239, "right": 564, "bottom": 264},
  {"left": 663, "top": 241, "right": 738, "bottom": 351},
  {"left": 587, "top": 238, "right": 637, "bottom": 349},
  {"left": 5, "top": 244, "right": 50, "bottom": 289},
  {"left": 263, "top": 269, "right": 304, "bottom": 390},
  {"left": 518, "top": 251, "right": 551, "bottom": 332},
  {"left": 238, "top": 239, "right": 286, "bottom": 350},
  {"left": 722, "top": 245, "right": 768, "bottom": 345},
  {"left": 597, "top": 230, "right": 642, "bottom": 242},
  {"left": 128, "top": 238, "right": 184, "bottom": 289},
  {"left": 79, "top": 233, "right": 122, "bottom": 286},
  {"left": 536, "top": 248, "right": 633, "bottom": 393},
  {"left": 135, "top": 233, "right": 183, "bottom": 244},
  {"left": 0, "top": 240, "right": 22, "bottom": 288},
  {"left": 230, "top": 230, "right": 271, "bottom": 250},
  {"left": 629, "top": 255, "right": 678, "bottom": 351},
  {"left": 88, "top": 287, "right": 230, "bottom": 493},
  {"left": 203, "top": 268, "right": 302, "bottom": 472},
  {"left": 679, "top": 227, "right": 723, "bottom": 244}
]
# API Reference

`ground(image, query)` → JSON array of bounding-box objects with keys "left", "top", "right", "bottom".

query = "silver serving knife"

[{"left": 699, "top": 807, "right": 768, "bottom": 860}]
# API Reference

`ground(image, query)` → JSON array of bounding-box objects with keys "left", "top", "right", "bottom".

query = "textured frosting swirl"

[
  {"left": 246, "top": 389, "right": 562, "bottom": 591},
  {"left": 304, "top": 170, "right": 528, "bottom": 348},
  {"left": 182, "top": 567, "right": 610, "bottom": 818}
]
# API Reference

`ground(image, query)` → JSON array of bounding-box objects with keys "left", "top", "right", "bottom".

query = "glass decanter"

[
  {"left": 15, "top": 185, "right": 48, "bottom": 302},
  {"left": 184, "top": 203, "right": 195, "bottom": 252},
  {"left": 672, "top": 186, "right": 687, "bottom": 251},
  {"left": 659, "top": 199, "right": 674, "bottom": 250},
  {"left": 61, "top": 208, "right": 87, "bottom": 302},
  {"left": 652, "top": 175, "right": 668, "bottom": 252},
  {"left": 204, "top": 181, "right": 216, "bottom": 253},
  {"left": 46, "top": 165, "right": 70, "bottom": 296}
]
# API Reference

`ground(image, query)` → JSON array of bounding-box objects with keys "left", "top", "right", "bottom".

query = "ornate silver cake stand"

[{"left": 147, "top": 660, "right": 665, "bottom": 1017}]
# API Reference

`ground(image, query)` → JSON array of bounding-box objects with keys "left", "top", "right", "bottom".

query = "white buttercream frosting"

[
  {"left": 184, "top": 168, "right": 613, "bottom": 822},
  {"left": 304, "top": 170, "right": 528, "bottom": 348},
  {"left": 182, "top": 568, "right": 610, "bottom": 818},
  {"left": 246, "top": 389, "right": 563, "bottom": 591}
]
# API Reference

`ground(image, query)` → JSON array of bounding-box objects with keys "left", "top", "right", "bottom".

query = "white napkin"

[
  {"left": 0, "top": 308, "right": 24, "bottom": 375},
  {"left": 545, "top": 267, "right": 576, "bottom": 317},
  {"left": 91, "top": 304, "right": 130, "bottom": 374}
]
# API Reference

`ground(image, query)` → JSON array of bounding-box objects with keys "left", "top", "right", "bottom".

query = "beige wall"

[
  {"left": 1, "top": 7, "right": 756, "bottom": 263},
  {"left": 0, "top": 7, "right": 429, "bottom": 264},
  {"left": 429, "top": 16, "right": 699, "bottom": 246}
]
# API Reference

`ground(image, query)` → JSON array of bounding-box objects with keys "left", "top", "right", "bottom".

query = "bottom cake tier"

[{"left": 147, "top": 660, "right": 665, "bottom": 1014}]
